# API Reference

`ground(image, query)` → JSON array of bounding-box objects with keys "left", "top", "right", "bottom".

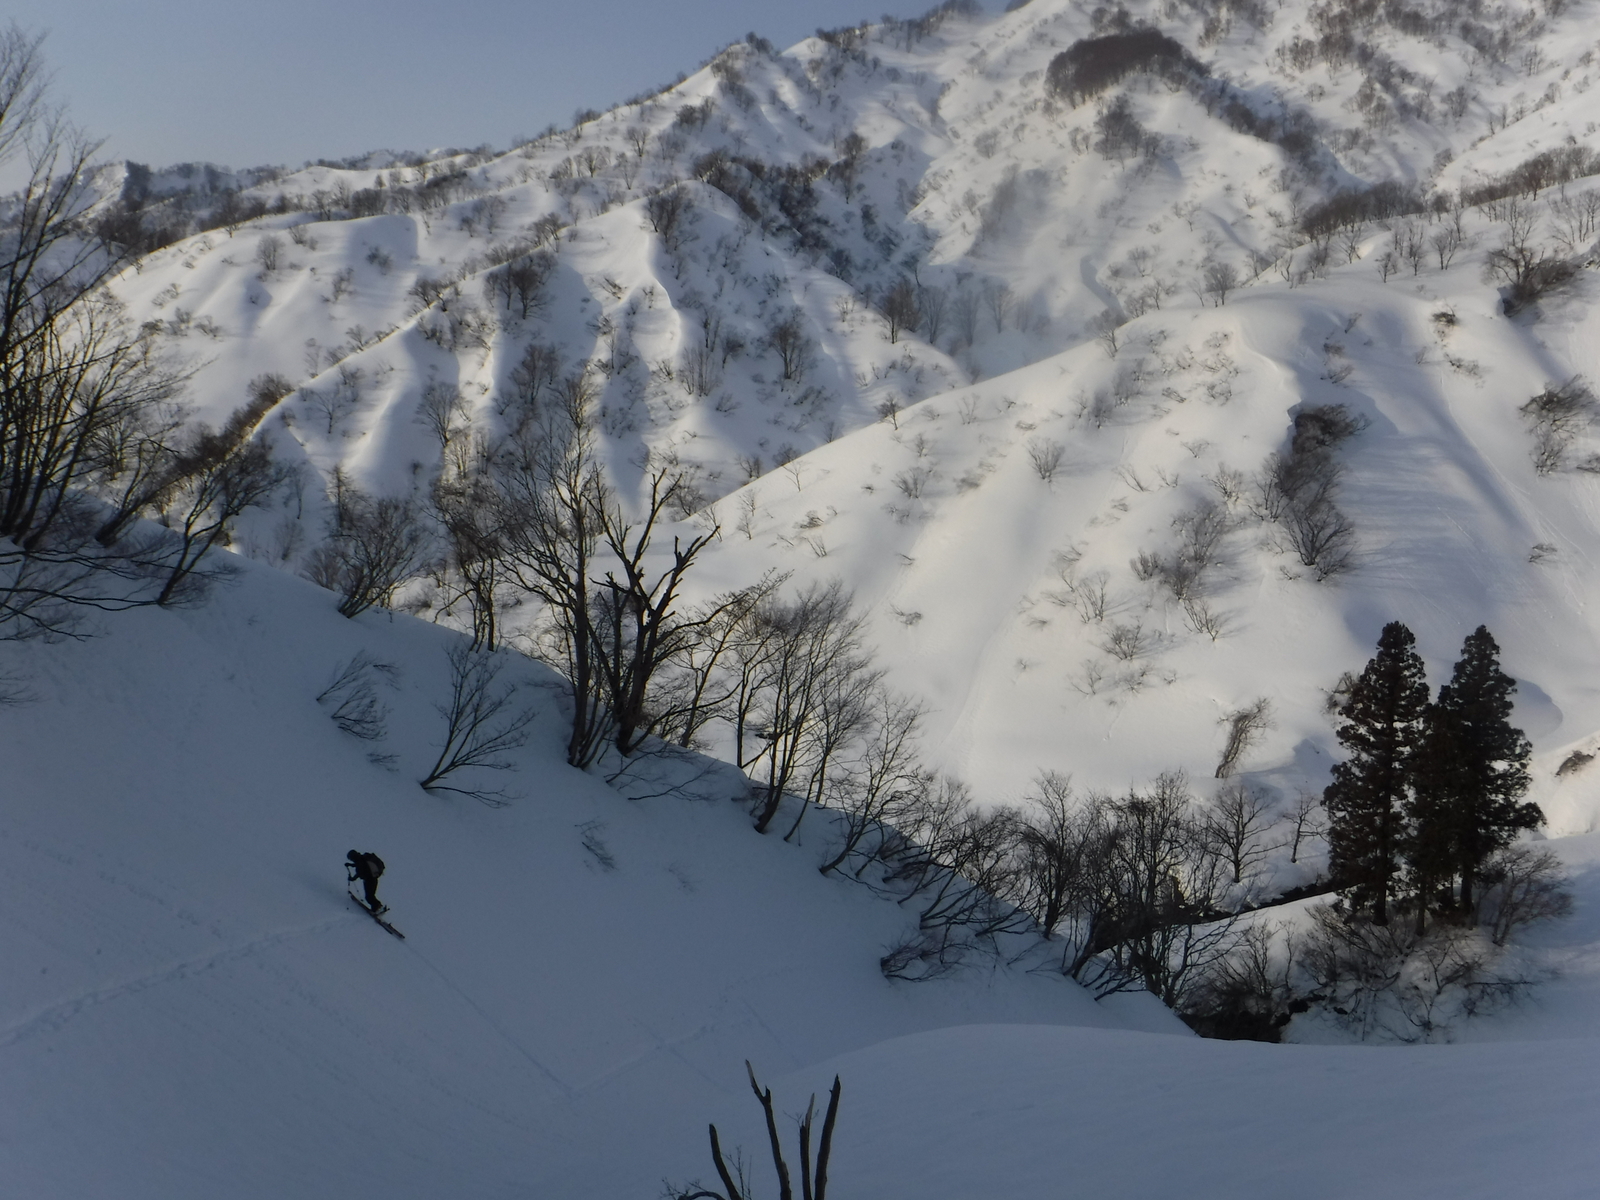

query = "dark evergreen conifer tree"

[
  {"left": 1402, "top": 703, "right": 1462, "bottom": 934},
  {"left": 1419, "top": 626, "right": 1539, "bottom": 912},
  {"left": 1324, "top": 622, "right": 1429, "bottom": 924}
]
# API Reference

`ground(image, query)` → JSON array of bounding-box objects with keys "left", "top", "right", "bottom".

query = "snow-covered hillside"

[
  {"left": 6, "top": 553, "right": 1600, "bottom": 1199},
  {"left": 92, "top": 0, "right": 1600, "bottom": 823},
  {"left": 14, "top": 0, "right": 1600, "bottom": 1191},
  {"left": 0, "top": 556, "right": 1169, "bottom": 1197}
]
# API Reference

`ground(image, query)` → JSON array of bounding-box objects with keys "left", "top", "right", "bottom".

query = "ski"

[{"left": 349, "top": 892, "right": 405, "bottom": 939}]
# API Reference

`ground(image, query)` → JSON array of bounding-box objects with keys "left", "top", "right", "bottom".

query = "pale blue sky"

[{"left": 11, "top": 0, "right": 956, "bottom": 169}]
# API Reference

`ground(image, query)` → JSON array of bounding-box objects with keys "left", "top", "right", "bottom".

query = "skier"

[{"left": 346, "top": 850, "right": 387, "bottom": 914}]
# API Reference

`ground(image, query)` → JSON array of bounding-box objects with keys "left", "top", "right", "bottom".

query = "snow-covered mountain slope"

[
  {"left": 687, "top": 259, "right": 1600, "bottom": 818},
  {"left": 94, "top": 0, "right": 1600, "bottom": 830},
  {"left": 0, "top": 556, "right": 1167, "bottom": 1198},
  {"left": 15, "top": 3, "right": 1600, "bottom": 1186},
  {"left": 7, "top": 554, "right": 1600, "bottom": 1199}
]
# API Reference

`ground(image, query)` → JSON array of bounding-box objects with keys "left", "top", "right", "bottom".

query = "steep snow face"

[
  {"left": 0, "top": 556, "right": 1166, "bottom": 1199},
  {"left": 97, "top": 0, "right": 1600, "bottom": 820}
]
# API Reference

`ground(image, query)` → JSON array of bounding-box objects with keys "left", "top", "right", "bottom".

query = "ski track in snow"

[{"left": 0, "top": 915, "right": 352, "bottom": 1049}]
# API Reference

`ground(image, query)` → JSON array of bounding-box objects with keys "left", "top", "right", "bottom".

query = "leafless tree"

[
  {"left": 983, "top": 280, "right": 1015, "bottom": 332},
  {"left": 816, "top": 687, "right": 928, "bottom": 875},
  {"left": 1011, "top": 771, "right": 1103, "bottom": 940},
  {"left": 306, "top": 367, "right": 363, "bottom": 435},
  {"left": 1181, "top": 920, "right": 1300, "bottom": 1041},
  {"left": 1519, "top": 376, "right": 1595, "bottom": 473},
  {"left": 1215, "top": 698, "right": 1272, "bottom": 778},
  {"left": 418, "top": 644, "right": 536, "bottom": 804},
  {"left": 667, "top": 1064, "right": 841, "bottom": 1200},
  {"left": 1204, "top": 782, "right": 1277, "bottom": 884},
  {"left": 431, "top": 441, "right": 503, "bottom": 650},
  {"left": 649, "top": 571, "right": 787, "bottom": 751},
  {"left": 1026, "top": 437, "right": 1066, "bottom": 482},
  {"left": 416, "top": 382, "right": 471, "bottom": 450},
  {"left": 490, "top": 394, "right": 611, "bottom": 768},
  {"left": 1478, "top": 846, "right": 1572, "bottom": 945},
  {"left": 316, "top": 651, "right": 398, "bottom": 740},
  {"left": 1298, "top": 904, "right": 1540, "bottom": 1042},
  {"left": 1287, "top": 790, "right": 1324, "bottom": 864},
  {"left": 764, "top": 310, "right": 812, "bottom": 383},
  {"left": 1090, "top": 309, "right": 1122, "bottom": 357},
  {"left": 255, "top": 233, "right": 284, "bottom": 273},
  {"left": 302, "top": 485, "right": 432, "bottom": 618},
  {"left": 880, "top": 277, "right": 920, "bottom": 343},
  {"left": 1201, "top": 261, "right": 1238, "bottom": 306},
  {"left": 588, "top": 464, "right": 723, "bottom": 756},
  {"left": 1254, "top": 406, "right": 1362, "bottom": 579},
  {"left": 147, "top": 413, "right": 290, "bottom": 605},
  {"left": 739, "top": 582, "right": 872, "bottom": 834},
  {"left": 918, "top": 283, "right": 948, "bottom": 345},
  {"left": 878, "top": 780, "right": 1032, "bottom": 978},
  {"left": 500, "top": 341, "right": 563, "bottom": 430},
  {"left": 950, "top": 286, "right": 982, "bottom": 347},
  {"left": 1083, "top": 773, "right": 1241, "bottom": 1007},
  {"left": 1550, "top": 189, "right": 1600, "bottom": 253},
  {"left": 485, "top": 250, "right": 555, "bottom": 320},
  {"left": 0, "top": 32, "right": 234, "bottom": 636},
  {"left": 1485, "top": 200, "right": 1577, "bottom": 313},
  {"left": 644, "top": 184, "right": 694, "bottom": 249}
]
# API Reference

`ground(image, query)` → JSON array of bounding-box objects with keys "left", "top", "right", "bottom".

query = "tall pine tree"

[
  {"left": 1411, "top": 626, "right": 1539, "bottom": 913},
  {"left": 1325, "top": 622, "right": 1429, "bottom": 925},
  {"left": 1402, "top": 702, "right": 1462, "bottom": 934}
]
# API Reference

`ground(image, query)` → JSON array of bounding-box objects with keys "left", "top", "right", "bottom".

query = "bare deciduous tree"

[
  {"left": 1478, "top": 845, "right": 1573, "bottom": 945},
  {"left": 1216, "top": 698, "right": 1272, "bottom": 778},
  {"left": 485, "top": 250, "right": 555, "bottom": 320},
  {"left": 148, "top": 417, "right": 289, "bottom": 605},
  {"left": 1484, "top": 199, "right": 1577, "bottom": 313},
  {"left": 255, "top": 233, "right": 284, "bottom": 273},
  {"left": 667, "top": 1064, "right": 841, "bottom": 1200},
  {"left": 1287, "top": 789, "right": 1325, "bottom": 864},
  {"left": 316, "top": 651, "right": 398, "bottom": 740},
  {"left": 1026, "top": 437, "right": 1066, "bottom": 482},
  {"left": 1519, "top": 376, "right": 1595, "bottom": 474},
  {"left": 419, "top": 644, "right": 536, "bottom": 804},
  {"left": 816, "top": 687, "right": 928, "bottom": 875},
  {"left": 880, "top": 277, "right": 920, "bottom": 343},
  {"left": 1204, "top": 782, "right": 1277, "bottom": 884},
  {"left": 302, "top": 484, "right": 432, "bottom": 618},
  {"left": 764, "top": 310, "right": 812, "bottom": 383},
  {"left": 644, "top": 184, "right": 694, "bottom": 249}
]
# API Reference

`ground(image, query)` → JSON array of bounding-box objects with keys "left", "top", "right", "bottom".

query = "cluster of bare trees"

[
  {"left": 1519, "top": 376, "right": 1596, "bottom": 474},
  {"left": 1252, "top": 403, "right": 1362, "bottom": 579},
  {"left": 0, "top": 28, "right": 289, "bottom": 639}
]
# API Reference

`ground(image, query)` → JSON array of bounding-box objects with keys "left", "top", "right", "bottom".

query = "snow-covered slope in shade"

[
  {"left": 0, "top": 556, "right": 1170, "bottom": 1198},
  {"left": 7, "top": 557, "right": 1600, "bottom": 1198},
  {"left": 752, "top": 1022, "right": 1600, "bottom": 1199}
]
